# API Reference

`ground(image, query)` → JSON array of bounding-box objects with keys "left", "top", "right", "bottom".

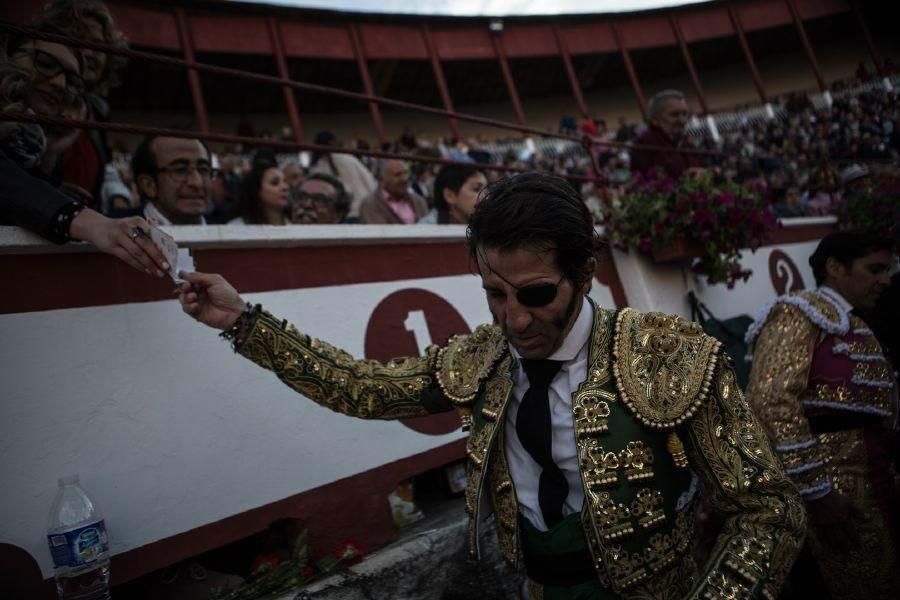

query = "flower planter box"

[{"left": 651, "top": 239, "right": 704, "bottom": 263}]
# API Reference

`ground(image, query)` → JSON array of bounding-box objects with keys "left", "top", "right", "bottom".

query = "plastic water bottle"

[{"left": 47, "top": 475, "right": 111, "bottom": 599}]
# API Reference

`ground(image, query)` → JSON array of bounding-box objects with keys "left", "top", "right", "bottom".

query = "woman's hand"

[{"left": 69, "top": 210, "right": 169, "bottom": 277}]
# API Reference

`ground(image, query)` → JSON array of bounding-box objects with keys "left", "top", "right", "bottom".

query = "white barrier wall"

[{"left": 0, "top": 225, "right": 619, "bottom": 585}]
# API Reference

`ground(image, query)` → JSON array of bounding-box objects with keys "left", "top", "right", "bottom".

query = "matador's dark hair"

[
  {"left": 809, "top": 230, "right": 892, "bottom": 285},
  {"left": 467, "top": 172, "right": 600, "bottom": 285}
]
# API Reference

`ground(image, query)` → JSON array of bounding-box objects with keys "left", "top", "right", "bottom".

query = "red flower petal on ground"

[
  {"left": 336, "top": 541, "right": 363, "bottom": 562},
  {"left": 249, "top": 553, "right": 281, "bottom": 573}
]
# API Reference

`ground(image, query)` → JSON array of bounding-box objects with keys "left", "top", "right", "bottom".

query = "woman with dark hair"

[
  {"left": 230, "top": 159, "right": 290, "bottom": 225},
  {"left": 419, "top": 163, "right": 486, "bottom": 224}
]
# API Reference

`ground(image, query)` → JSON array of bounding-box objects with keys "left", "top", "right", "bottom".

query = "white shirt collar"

[
  {"left": 818, "top": 286, "right": 853, "bottom": 314},
  {"left": 509, "top": 296, "right": 593, "bottom": 364},
  {"left": 143, "top": 202, "right": 206, "bottom": 226}
]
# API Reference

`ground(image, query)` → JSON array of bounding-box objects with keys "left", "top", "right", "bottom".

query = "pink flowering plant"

[
  {"left": 836, "top": 176, "right": 900, "bottom": 238},
  {"left": 604, "top": 169, "right": 777, "bottom": 288}
]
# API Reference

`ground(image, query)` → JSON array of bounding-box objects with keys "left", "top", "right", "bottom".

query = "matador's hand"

[{"left": 176, "top": 271, "right": 247, "bottom": 331}]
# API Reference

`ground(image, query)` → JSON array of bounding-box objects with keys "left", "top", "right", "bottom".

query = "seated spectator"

[
  {"left": 308, "top": 130, "right": 377, "bottom": 221},
  {"left": 841, "top": 163, "right": 871, "bottom": 194},
  {"left": 765, "top": 168, "right": 787, "bottom": 203},
  {"left": 419, "top": 164, "right": 486, "bottom": 225},
  {"left": 447, "top": 138, "right": 475, "bottom": 164},
  {"left": 580, "top": 116, "right": 597, "bottom": 137},
  {"left": 282, "top": 161, "right": 303, "bottom": 194},
  {"left": 630, "top": 89, "right": 704, "bottom": 179},
  {"left": 42, "top": 0, "right": 132, "bottom": 215},
  {"left": 230, "top": 157, "right": 289, "bottom": 225},
  {"left": 409, "top": 148, "right": 440, "bottom": 200},
  {"left": 614, "top": 116, "right": 636, "bottom": 143},
  {"left": 772, "top": 184, "right": 805, "bottom": 218},
  {"left": 1, "top": 31, "right": 167, "bottom": 276},
  {"left": 290, "top": 173, "right": 350, "bottom": 225},
  {"left": 131, "top": 135, "right": 214, "bottom": 225},
  {"left": 805, "top": 166, "right": 841, "bottom": 216},
  {"left": 211, "top": 150, "right": 246, "bottom": 223},
  {"left": 3, "top": 26, "right": 86, "bottom": 180},
  {"left": 359, "top": 159, "right": 428, "bottom": 224},
  {"left": 466, "top": 137, "right": 492, "bottom": 165},
  {"left": 558, "top": 115, "right": 576, "bottom": 136}
]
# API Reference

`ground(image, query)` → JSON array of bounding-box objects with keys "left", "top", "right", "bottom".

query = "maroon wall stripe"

[
  {"left": 0, "top": 242, "right": 476, "bottom": 315},
  {"left": 0, "top": 225, "right": 833, "bottom": 316}
]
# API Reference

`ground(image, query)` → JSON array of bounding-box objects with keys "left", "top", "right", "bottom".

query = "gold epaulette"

[
  {"left": 746, "top": 290, "right": 849, "bottom": 350},
  {"left": 612, "top": 308, "right": 722, "bottom": 430},
  {"left": 435, "top": 324, "right": 507, "bottom": 407}
]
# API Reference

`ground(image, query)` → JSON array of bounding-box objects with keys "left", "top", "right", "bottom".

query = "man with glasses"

[
  {"left": 290, "top": 173, "right": 350, "bottom": 224},
  {"left": 130, "top": 135, "right": 215, "bottom": 225},
  {"left": 175, "top": 173, "right": 803, "bottom": 598}
]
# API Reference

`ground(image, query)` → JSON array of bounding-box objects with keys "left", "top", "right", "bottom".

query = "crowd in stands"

[{"left": 2, "top": 0, "right": 899, "bottom": 276}]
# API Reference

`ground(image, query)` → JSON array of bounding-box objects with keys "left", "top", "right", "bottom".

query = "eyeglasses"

[
  {"left": 20, "top": 48, "right": 86, "bottom": 94},
  {"left": 155, "top": 163, "right": 219, "bottom": 182},
  {"left": 295, "top": 192, "right": 337, "bottom": 205}
]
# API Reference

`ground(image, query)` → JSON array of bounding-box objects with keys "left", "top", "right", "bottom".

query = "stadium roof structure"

[
  {"left": 232, "top": 0, "right": 714, "bottom": 17},
  {"left": 3, "top": 0, "right": 893, "bottom": 145}
]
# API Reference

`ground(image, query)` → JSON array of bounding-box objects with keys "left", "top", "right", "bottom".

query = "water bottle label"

[{"left": 47, "top": 520, "right": 109, "bottom": 568}]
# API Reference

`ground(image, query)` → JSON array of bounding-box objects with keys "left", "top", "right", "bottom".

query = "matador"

[
  {"left": 180, "top": 173, "right": 805, "bottom": 599},
  {"left": 746, "top": 231, "right": 898, "bottom": 600}
]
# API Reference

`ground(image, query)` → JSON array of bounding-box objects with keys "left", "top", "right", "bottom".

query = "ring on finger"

[{"left": 130, "top": 225, "right": 147, "bottom": 240}]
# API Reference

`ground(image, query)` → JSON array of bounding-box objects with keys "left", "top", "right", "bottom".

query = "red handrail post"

[
  {"left": 612, "top": 24, "right": 647, "bottom": 121},
  {"left": 785, "top": 0, "right": 827, "bottom": 92},
  {"left": 421, "top": 24, "right": 460, "bottom": 139},
  {"left": 174, "top": 8, "right": 209, "bottom": 134},
  {"left": 489, "top": 31, "right": 527, "bottom": 130},
  {"left": 349, "top": 24, "right": 387, "bottom": 146},
  {"left": 728, "top": 6, "right": 769, "bottom": 105},
  {"left": 669, "top": 15, "right": 709, "bottom": 115},
  {"left": 552, "top": 24, "right": 589, "bottom": 119},
  {"left": 850, "top": 0, "right": 886, "bottom": 79},
  {"left": 266, "top": 17, "right": 304, "bottom": 144}
]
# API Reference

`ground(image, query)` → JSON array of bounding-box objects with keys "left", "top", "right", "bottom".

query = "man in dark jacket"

[{"left": 630, "top": 89, "right": 704, "bottom": 179}]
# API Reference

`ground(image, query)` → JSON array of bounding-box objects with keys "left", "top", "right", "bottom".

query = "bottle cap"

[{"left": 58, "top": 474, "right": 80, "bottom": 487}]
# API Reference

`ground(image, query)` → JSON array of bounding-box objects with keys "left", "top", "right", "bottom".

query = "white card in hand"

[
  {"left": 148, "top": 226, "right": 179, "bottom": 281},
  {"left": 175, "top": 248, "right": 195, "bottom": 284}
]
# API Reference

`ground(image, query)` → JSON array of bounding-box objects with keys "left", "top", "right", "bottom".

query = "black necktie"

[{"left": 516, "top": 358, "right": 568, "bottom": 528}]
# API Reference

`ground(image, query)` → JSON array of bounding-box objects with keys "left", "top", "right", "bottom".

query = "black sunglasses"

[
  {"left": 511, "top": 274, "right": 566, "bottom": 307},
  {"left": 484, "top": 272, "right": 566, "bottom": 307}
]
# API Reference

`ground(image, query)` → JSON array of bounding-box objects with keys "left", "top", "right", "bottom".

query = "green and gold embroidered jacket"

[{"left": 235, "top": 301, "right": 805, "bottom": 600}]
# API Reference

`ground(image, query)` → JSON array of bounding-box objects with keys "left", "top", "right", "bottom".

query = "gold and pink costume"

[{"left": 746, "top": 288, "right": 899, "bottom": 599}]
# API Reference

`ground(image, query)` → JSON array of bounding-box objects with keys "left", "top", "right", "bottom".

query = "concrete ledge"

[
  {"left": 279, "top": 499, "right": 522, "bottom": 600},
  {"left": 0, "top": 224, "right": 468, "bottom": 255}
]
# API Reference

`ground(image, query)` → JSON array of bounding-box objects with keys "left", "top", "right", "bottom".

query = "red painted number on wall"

[{"left": 364, "top": 289, "right": 471, "bottom": 435}]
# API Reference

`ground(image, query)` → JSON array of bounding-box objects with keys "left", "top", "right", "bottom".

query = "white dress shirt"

[
  {"left": 505, "top": 296, "right": 593, "bottom": 531},
  {"left": 818, "top": 285, "right": 853, "bottom": 316}
]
